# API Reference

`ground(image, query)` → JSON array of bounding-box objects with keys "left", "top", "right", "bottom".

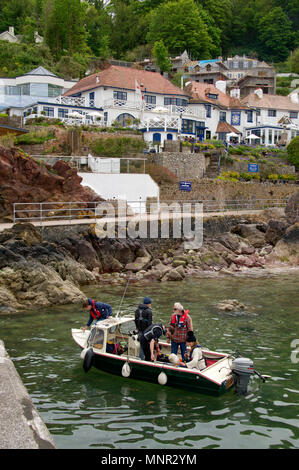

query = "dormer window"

[{"left": 207, "top": 93, "right": 218, "bottom": 100}]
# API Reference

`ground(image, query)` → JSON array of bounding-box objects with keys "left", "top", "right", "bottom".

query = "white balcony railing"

[
  {"left": 103, "top": 99, "right": 205, "bottom": 119},
  {"left": 54, "top": 96, "right": 87, "bottom": 107}
]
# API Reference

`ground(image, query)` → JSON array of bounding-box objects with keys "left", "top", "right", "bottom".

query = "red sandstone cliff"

[{"left": 0, "top": 146, "right": 103, "bottom": 221}]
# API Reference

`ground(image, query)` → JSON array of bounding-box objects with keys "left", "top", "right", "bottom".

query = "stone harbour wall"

[{"left": 149, "top": 152, "right": 206, "bottom": 180}]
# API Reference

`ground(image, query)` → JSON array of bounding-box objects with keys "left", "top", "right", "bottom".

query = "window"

[
  {"left": 182, "top": 119, "right": 195, "bottom": 133},
  {"left": 58, "top": 108, "right": 68, "bottom": 118},
  {"left": 164, "top": 97, "right": 188, "bottom": 107},
  {"left": 116, "top": 113, "right": 135, "bottom": 126},
  {"left": 268, "top": 109, "right": 276, "bottom": 117},
  {"left": 114, "top": 91, "right": 127, "bottom": 101},
  {"left": 246, "top": 110, "right": 253, "bottom": 123},
  {"left": 290, "top": 111, "right": 298, "bottom": 119},
  {"left": 145, "top": 95, "right": 156, "bottom": 104},
  {"left": 48, "top": 84, "right": 63, "bottom": 98},
  {"left": 30, "top": 83, "right": 48, "bottom": 97},
  {"left": 219, "top": 111, "right": 226, "bottom": 122},
  {"left": 43, "top": 106, "right": 54, "bottom": 117},
  {"left": 205, "top": 104, "right": 211, "bottom": 118},
  {"left": 20, "top": 84, "right": 30, "bottom": 95},
  {"left": 207, "top": 93, "right": 218, "bottom": 100},
  {"left": 204, "top": 79, "right": 214, "bottom": 84}
]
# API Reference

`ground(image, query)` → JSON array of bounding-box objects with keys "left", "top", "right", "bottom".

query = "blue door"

[
  {"left": 167, "top": 133, "right": 173, "bottom": 140},
  {"left": 153, "top": 133, "right": 161, "bottom": 142}
]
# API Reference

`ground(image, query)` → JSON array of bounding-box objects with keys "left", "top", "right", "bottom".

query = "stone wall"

[
  {"left": 159, "top": 178, "right": 298, "bottom": 202},
  {"left": 221, "top": 160, "right": 295, "bottom": 176},
  {"left": 149, "top": 152, "right": 206, "bottom": 179}
]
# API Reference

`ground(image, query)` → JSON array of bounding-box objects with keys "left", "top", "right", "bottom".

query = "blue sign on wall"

[
  {"left": 179, "top": 181, "right": 192, "bottom": 191},
  {"left": 248, "top": 163, "right": 259, "bottom": 173}
]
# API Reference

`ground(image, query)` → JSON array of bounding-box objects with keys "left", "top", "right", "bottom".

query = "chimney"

[
  {"left": 9, "top": 26, "right": 15, "bottom": 36},
  {"left": 254, "top": 88, "right": 263, "bottom": 99},
  {"left": 230, "top": 88, "right": 240, "bottom": 99},
  {"left": 289, "top": 92, "right": 299, "bottom": 104},
  {"left": 215, "top": 80, "right": 226, "bottom": 94}
]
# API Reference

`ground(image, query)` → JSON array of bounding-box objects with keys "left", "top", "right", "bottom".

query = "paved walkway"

[
  {"left": 0, "top": 340, "right": 56, "bottom": 449},
  {"left": 0, "top": 209, "right": 268, "bottom": 232}
]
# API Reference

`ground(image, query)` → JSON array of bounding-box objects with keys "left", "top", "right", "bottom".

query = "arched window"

[
  {"left": 167, "top": 133, "right": 173, "bottom": 140},
  {"left": 116, "top": 113, "right": 135, "bottom": 126}
]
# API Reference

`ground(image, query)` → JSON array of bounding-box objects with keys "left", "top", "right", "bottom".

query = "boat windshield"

[
  {"left": 87, "top": 328, "right": 104, "bottom": 348},
  {"left": 119, "top": 320, "right": 136, "bottom": 335}
]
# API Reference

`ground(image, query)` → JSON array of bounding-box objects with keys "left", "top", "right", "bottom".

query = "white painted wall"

[{"left": 78, "top": 173, "right": 159, "bottom": 213}]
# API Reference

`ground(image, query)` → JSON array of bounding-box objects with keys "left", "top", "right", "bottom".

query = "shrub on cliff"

[
  {"left": 287, "top": 136, "right": 299, "bottom": 170},
  {"left": 146, "top": 163, "right": 178, "bottom": 185},
  {"left": 90, "top": 137, "right": 146, "bottom": 157}
]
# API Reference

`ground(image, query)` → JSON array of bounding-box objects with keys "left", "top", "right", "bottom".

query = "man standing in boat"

[
  {"left": 169, "top": 303, "right": 193, "bottom": 361},
  {"left": 81, "top": 298, "right": 113, "bottom": 331},
  {"left": 139, "top": 323, "right": 167, "bottom": 362},
  {"left": 135, "top": 297, "right": 153, "bottom": 360}
]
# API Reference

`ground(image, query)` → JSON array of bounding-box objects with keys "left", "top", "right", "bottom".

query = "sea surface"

[{"left": 1, "top": 274, "right": 299, "bottom": 449}]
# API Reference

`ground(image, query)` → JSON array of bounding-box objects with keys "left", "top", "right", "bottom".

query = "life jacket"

[
  {"left": 89, "top": 299, "right": 102, "bottom": 320},
  {"left": 171, "top": 309, "right": 189, "bottom": 328}
]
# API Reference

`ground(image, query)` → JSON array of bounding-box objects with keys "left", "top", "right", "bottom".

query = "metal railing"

[{"left": 12, "top": 198, "right": 289, "bottom": 226}]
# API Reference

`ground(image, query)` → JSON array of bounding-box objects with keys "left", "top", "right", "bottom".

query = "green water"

[{"left": 1, "top": 274, "right": 299, "bottom": 449}]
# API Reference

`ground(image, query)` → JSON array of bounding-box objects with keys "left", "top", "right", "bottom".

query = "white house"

[
  {"left": 0, "top": 26, "right": 43, "bottom": 44},
  {"left": 241, "top": 89, "right": 299, "bottom": 145},
  {"left": 185, "top": 80, "right": 256, "bottom": 141},
  {"left": 1, "top": 66, "right": 77, "bottom": 114}
]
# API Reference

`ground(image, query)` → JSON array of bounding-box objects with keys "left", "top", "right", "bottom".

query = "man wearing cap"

[{"left": 135, "top": 297, "right": 153, "bottom": 359}]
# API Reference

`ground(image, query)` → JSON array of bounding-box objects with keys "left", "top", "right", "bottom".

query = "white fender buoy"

[
  {"left": 122, "top": 362, "right": 131, "bottom": 378},
  {"left": 169, "top": 353, "right": 179, "bottom": 365},
  {"left": 158, "top": 372, "right": 167, "bottom": 385},
  {"left": 80, "top": 348, "right": 89, "bottom": 360}
]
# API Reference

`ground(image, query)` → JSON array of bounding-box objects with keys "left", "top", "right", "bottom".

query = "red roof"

[
  {"left": 64, "top": 65, "right": 189, "bottom": 97},
  {"left": 216, "top": 122, "right": 242, "bottom": 134},
  {"left": 185, "top": 81, "right": 247, "bottom": 109}
]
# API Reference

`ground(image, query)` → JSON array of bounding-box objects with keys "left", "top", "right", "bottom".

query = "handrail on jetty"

[{"left": 12, "top": 198, "right": 289, "bottom": 227}]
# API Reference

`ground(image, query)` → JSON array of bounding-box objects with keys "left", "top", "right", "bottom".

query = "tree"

[
  {"left": 257, "top": 7, "right": 294, "bottom": 62},
  {"left": 286, "top": 136, "right": 299, "bottom": 170},
  {"left": 147, "top": 0, "right": 214, "bottom": 58},
  {"left": 152, "top": 40, "right": 172, "bottom": 73},
  {"left": 44, "top": 0, "right": 90, "bottom": 58},
  {"left": 287, "top": 48, "right": 299, "bottom": 74}
]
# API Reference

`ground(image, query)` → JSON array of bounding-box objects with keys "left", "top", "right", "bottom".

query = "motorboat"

[{"left": 72, "top": 315, "right": 268, "bottom": 396}]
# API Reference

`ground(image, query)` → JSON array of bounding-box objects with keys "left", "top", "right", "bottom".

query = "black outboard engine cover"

[{"left": 232, "top": 357, "right": 254, "bottom": 394}]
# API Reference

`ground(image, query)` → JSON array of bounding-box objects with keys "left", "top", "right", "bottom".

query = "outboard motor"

[{"left": 232, "top": 357, "right": 255, "bottom": 394}]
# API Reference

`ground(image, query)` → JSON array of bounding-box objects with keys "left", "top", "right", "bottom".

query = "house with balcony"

[
  {"left": 186, "top": 59, "right": 229, "bottom": 85},
  {"left": 2, "top": 66, "right": 77, "bottom": 115},
  {"left": 241, "top": 89, "right": 299, "bottom": 146},
  {"left": 61, "top": 65, "right": 206, "bottom": 145},
  {"left": 185, "top": 81, "right": 255, "bottom": 142}
]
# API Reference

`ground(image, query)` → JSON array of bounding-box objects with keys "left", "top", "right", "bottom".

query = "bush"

[
  {"left": 267, "top": 174, "right": 279, "bottom": 180},
  {"left": 90, "top": 137, "right": 146, "bottom": 157},
  {"left": 146, "top": 163, "right": 178, "bottom": 184},
  {"left": 286, "top": 136, "right": 299, "bottom": 170},
  {"left": 15, "top": 129, "right": 55, "bottom": 145}
]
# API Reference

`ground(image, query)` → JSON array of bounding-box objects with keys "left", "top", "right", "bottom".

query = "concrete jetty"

[{"left": 0, "top": 340, "right": 56, "bottom": 449}]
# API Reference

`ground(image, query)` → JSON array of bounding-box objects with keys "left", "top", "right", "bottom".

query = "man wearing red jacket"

[
  {"left": 81, "top": 298, "right": 112, "bottom": 331},
  {"left": 169, "top": 302, "right": 193, "bottom": 361}
]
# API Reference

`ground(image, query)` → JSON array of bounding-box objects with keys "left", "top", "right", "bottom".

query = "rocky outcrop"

[
  {"left": 0, "top": 194, "right": 298, "bottom": 313},
  {"left": 0, "top": 147, "right": 102, "bottom": 222}
]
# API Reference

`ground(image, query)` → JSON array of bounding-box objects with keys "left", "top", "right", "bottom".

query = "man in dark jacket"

[
  {"left": 139, "top": 323, "right": 166, "bottom": 362},
  {"left": 81, "top": 298, "right": 112, "bottom": 331},
  {"left": 135, "top": 297, "right": 153, "bottom": 359}
]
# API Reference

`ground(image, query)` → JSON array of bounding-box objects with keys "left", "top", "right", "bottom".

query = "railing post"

[
  {"left": 13, "top": 203, "right": 16, "bottom": 224},
  {"left": 40, "top": 203, "right": 42, "bottom": 227},
  {"left": 69, "top": 202, "right": 72, "bottom": 223}
]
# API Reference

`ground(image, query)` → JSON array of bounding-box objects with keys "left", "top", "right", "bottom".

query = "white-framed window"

[{"left": 268, "top": 109, "right": 276, "bottom": 117}]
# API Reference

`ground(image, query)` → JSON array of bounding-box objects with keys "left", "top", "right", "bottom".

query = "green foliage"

[
  {"left": 152, "top": 40, "right": 172, "bottom": 73},
  {"left": 147, "top": 0, "right": 216, "bottom": 58},
  {"left": 14, "top": 129, "right": 55, "bottom": 145},
  {"left": 287, "top": 48, "right": 299, "bottom": 74},
  {"left": 286, "top": 136, "right": 299, "bottom": 169},
  {"left": 90, "top": 137, "right": 146, "bottom": 157}
]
